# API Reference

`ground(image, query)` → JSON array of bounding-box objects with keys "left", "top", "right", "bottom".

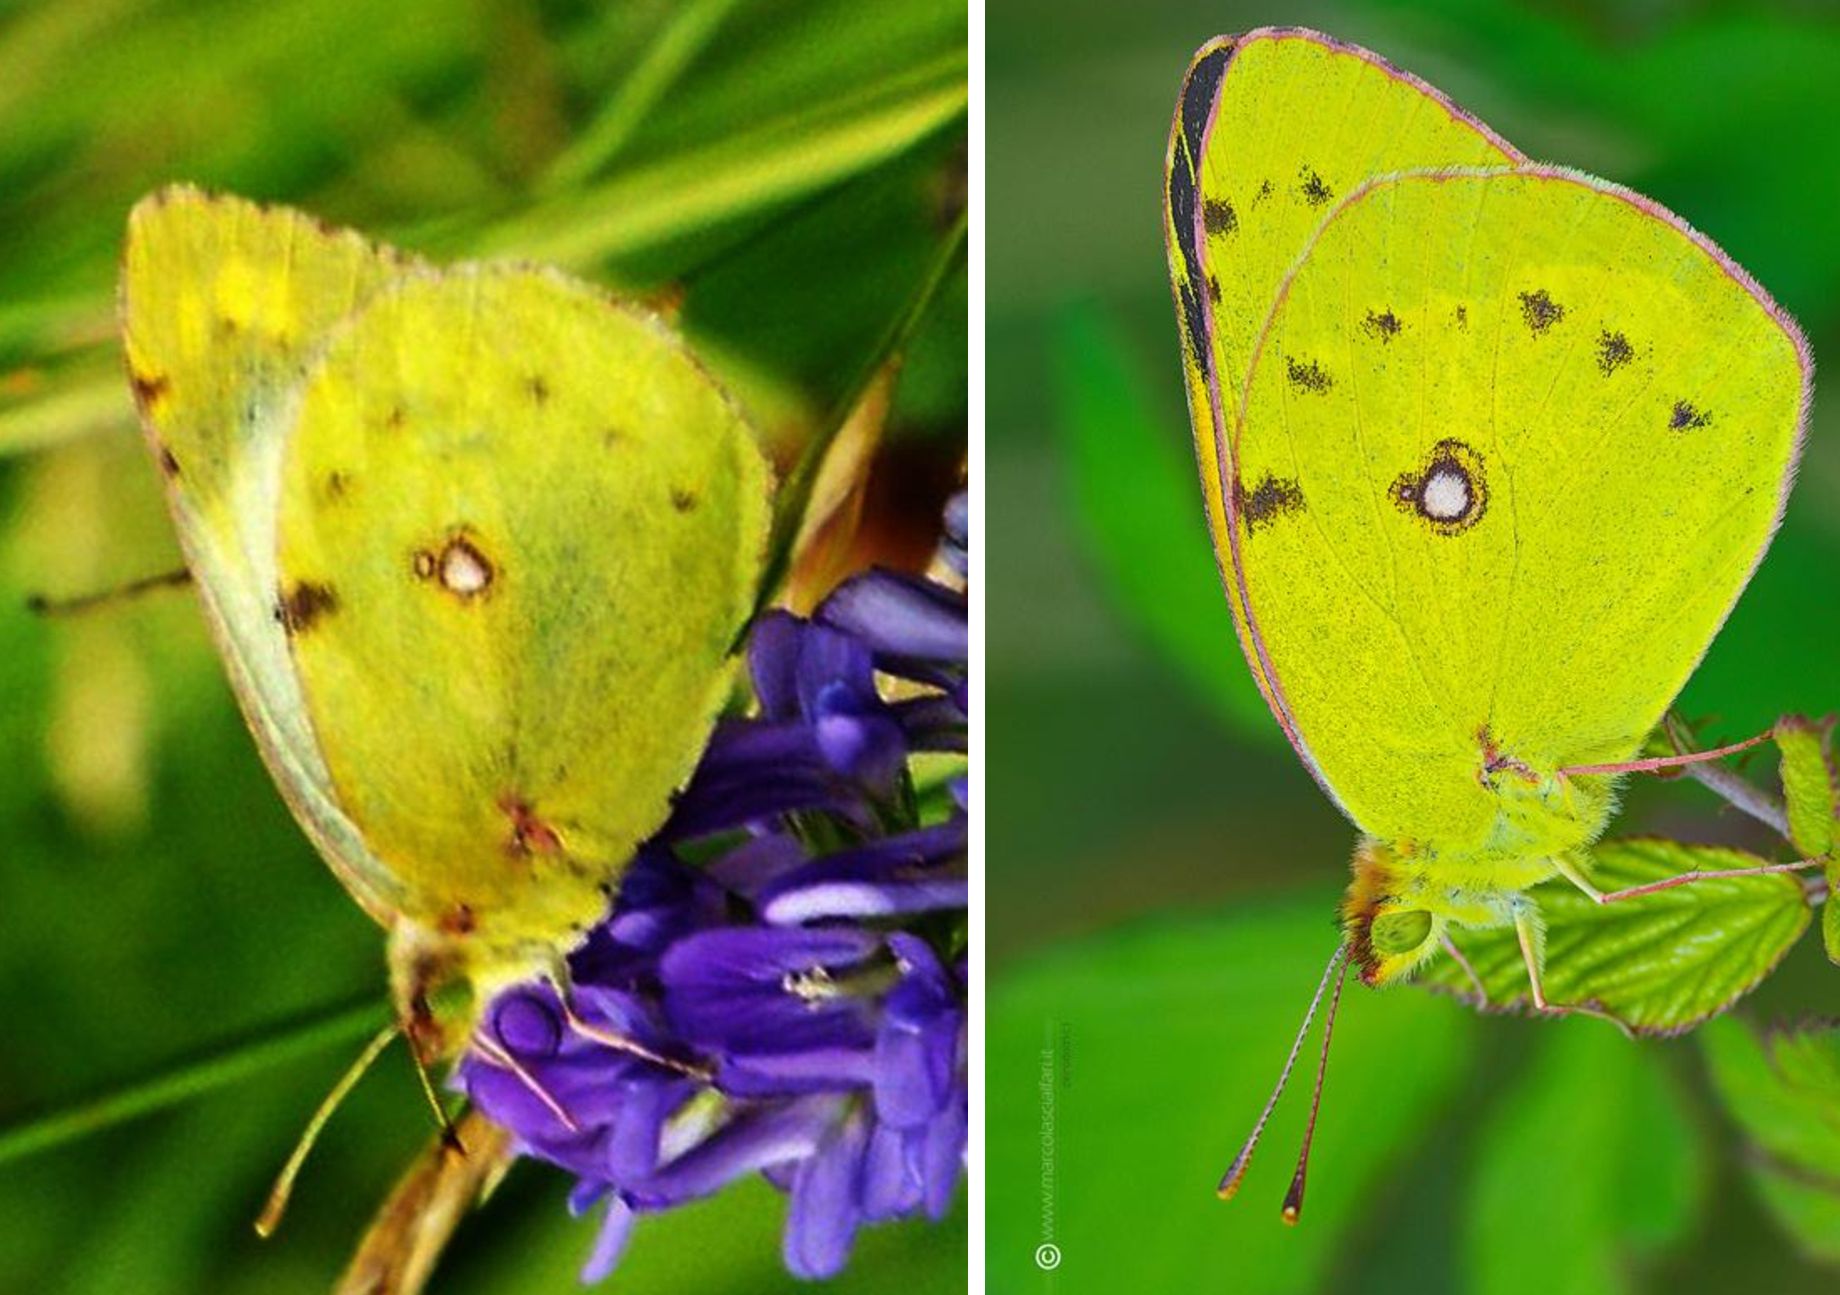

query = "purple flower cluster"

[{"left": 456, "top": 495, "right": 969, "bottom": 1281}]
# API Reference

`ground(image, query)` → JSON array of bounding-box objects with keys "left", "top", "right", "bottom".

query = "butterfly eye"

[{"left": 1369, "top": 908, "right": 1433, "bottom": 955}]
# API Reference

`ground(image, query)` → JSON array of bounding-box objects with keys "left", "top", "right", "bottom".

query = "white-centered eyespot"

[
  {"left": 1420, "top": 467, "right": 1471, "bottom": 522},
  {"left": 440, "top": 541, "right": 491, "bottom": 594}
]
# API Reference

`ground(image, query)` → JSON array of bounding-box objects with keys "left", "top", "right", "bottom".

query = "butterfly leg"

[
  {"left": 1591, "top": 858, "right": 1822, "bottom": 905},
  {"left": 545, "top": 962, "right": 713, "bottom": 1081},
  {"left": 1511, "top": 899, "right": 1632, "bottom": 1035},
  {"left": 1551, "top": 852, "right": 1604, "bottom": 903},
  {"left": 1511, "top": 901, "right": 1550, "bottom": 1011},
  {"left": 1557, "top": 726, "right": 1774, "bottom": 778},
  {"left": 1439, "top": 931, "right": 1488, "bottom": 1006}
]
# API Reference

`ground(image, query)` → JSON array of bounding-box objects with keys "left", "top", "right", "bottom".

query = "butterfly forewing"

[
  {"left": 1164, "top": 29, "right": 1519, "bottom": 796},
  {"left": 121, "top": 187, "right": 421, "bottom": 923}
]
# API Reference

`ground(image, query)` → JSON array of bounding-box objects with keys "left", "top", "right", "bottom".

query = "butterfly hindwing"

[
  {"left": 272, "top": 266, "right": 771, "bottom": 978},
  {"left": 1231, "top": 168, "right": 1808, "bottom": 849}
]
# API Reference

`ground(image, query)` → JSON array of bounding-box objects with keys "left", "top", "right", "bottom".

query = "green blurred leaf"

[
  {"left": 989, "top": 891, "right": 1473, "bottom": 1293},
  {"left": 479, "top": 51, "right": 966, "bottom": 268},
  {"left": 1465, "top": 1027, "right": 1706, "bottom": 1295},
  {"left": 1825, "top": 883, "right": 1840, "bottom": 966},
  {"left": 1702, "top": 1018, "right": 1840, "bottom": 1263},
  {"left": 1421, "top": 838, "right": 1811, "bottom": 1034},
  {"left": 1775, "top": 714, "right": 1836, "bottom": 859},
  {"left": 1048, "top": 301, "right": 1271, "bottom": 735}
]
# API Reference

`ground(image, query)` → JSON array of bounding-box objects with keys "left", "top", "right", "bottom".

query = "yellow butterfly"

[
  {"left": 121, "top": 186, "right": 771, "bottom": 1061},
  {"left": 1164, "top": 29, "right": 1810, "bottom": 1215}
]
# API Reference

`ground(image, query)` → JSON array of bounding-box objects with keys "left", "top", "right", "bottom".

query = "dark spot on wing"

[
  {"left": 1597, "top": 331, "right": 1634, "bottom": 375},
  {"left": 129, "top": 368, "right": 170, "bottom": 411},
  {"left": 1286, "top": 356, "right": 1333, "bottom": 393},
  {"left": 1207, "top": 275, "right": 1222, "bottom": 304},
  {"left": 155, "top": 443, "right": 181, "bottom": 478},
  {"left": 323, "top": 470, "right": 351, "bottom": 501},
  {"left": 1392, "top": 439, "right": 1487, "bottom": 536},
  {"left": 413, "top": 532, "right": 495, "bottom": 599},
  {"left": 602, "top": 427, "right": 625, "bottom": 448},
  {"left": 438, "top": 903, "right": 477, "bottom": 936},
  {"left": 1518, "top": 289, "right": 1565, "bottom": 335},
  {"left": 1254, "top": 179, "right": 1274, "bottom": 207},
  {"left": 1179, "top": 43, "right": 1233, "bottom": 165},
  {"left": 1203, "top": 198, "right": 1237, "bottom": 236},
  {"left": 1297, "top": 166, "right": 1333, "bottom": 207},
  {"left": 499, "top": 795, "right": 562, "bottom": 858},
  {"left": 385, "top": 404, "right": 406, "bottom": 430},
  {"left": 277, "top": 580, "right": 339, "bottom": 634},
  {"left": 1455, "top": 305, "right": 1468, "bottom": 330},
  {"left": 1670, "top": 400, "right": 1712, "bottom": 431},
  {"left": 671, "top": 487, "right": 698, "bottom": 513},
  {"left": 1361, "top": 309, "right": 1403, "bottom": 343},
  {"left": 1165, "top": 142, "right": 1211, "bottom": 366},
  {"left": 1237, "top": 474, "right": 1305, "bottom": 532},
  {"left": 526, "top": 375, "right": 550, "bottom": 404}
]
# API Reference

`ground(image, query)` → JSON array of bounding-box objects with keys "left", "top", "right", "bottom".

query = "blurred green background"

[
  {"left": 0, "top": 1, "right": 965, "bottom": 1292},
  {"left": 990, "top": 2, "right": 1840, "bottom": 1293}
]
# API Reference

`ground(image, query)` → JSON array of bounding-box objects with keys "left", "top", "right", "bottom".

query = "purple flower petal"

[
  {"left": 940, "top": 491, "right": 967, "bottom": 577},
  {"left": 784, "top": 1105, "right": 869, "bottom": 1279},
  {"left": 874, "top": 937, "right": 961, "bottom": 1127},
  {"left": 748, "top": 611, "right": 806, "bottom": 719},
  {"left": 660, "top": 927, "right": 883, "bottom": 1056},
  {"left": 893, "top": 694, "right": 967, "bottom": 752},
  {"left": 860, "top": 1120, "right": 922, "bottom": 1221},
  {"left": 758, "top": 820, "right": 967, "bottom": 925},
  {"left": 717, "top": 1046, "right": 879, "bottom": 1096},
  {"left": 920, "top": 1090, "right": 967, "bottom": 1220},
  {"left": 581, "top": 1195, "right": 636, "bottom": 1283},
  {"left": 666, "top": 720, "right": 854, "bottom": 837},
  {"left": 631, "top": 1096, "right": 838, "bottom": 1207},
  {"left": 818, "top": 569, "right": 967, "bottom": 664},
  {"left": 491, "top": 991, "right": 562, "bottom": 1058}
]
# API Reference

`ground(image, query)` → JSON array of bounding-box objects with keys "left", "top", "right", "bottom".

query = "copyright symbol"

[{"left": 1034, "top": 1243, "right": 1062, "bottom": 1270}]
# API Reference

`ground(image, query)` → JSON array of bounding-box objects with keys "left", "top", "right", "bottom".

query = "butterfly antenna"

[
  {"left": 1218, "top": 942, "right": 1346, "bottom": 1201},
  {"left": 407, "top": 1035, "right": 465, "bottom": 1154},
  {"left": 255, "top": 1021, "right": 399, "bottom": 1237},
  {"left": 1281, "top": 949, "right": 1350, "bottom": 1225},
  {"left": 25, "top": 567, "right": 191, "bottom": 617}
]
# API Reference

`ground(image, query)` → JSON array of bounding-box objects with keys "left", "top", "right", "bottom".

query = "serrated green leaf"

[
  {"left": 1774, "top": 714, "right": 1837, "bottom": 858},
  {"left": 1465, "top": 1027, "right": 1706, "bottom": 1295},
  {"left": 1419, "top": 838, "right": 1811, "bottom": 1034},
  {"left": 1047, "top": 303, "right": 1271, "bottom": 735},
  {"left": 1701, "top": 1018, "right": 1840, "bottom": 1262}
]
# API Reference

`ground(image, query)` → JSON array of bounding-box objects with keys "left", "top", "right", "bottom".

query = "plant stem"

[
  {"left": 0, "top": 996, "right": 387, "bottom": 1169},
  {"left": 753, "top": 205, "right": 968, "bottom": 619},
  {"left": 1684, "top": 759, "right": 1790, "bottom": 839}
]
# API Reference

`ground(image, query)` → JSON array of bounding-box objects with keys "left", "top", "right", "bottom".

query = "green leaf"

[
  {"left": 1774, "top": 714, "right": 1836, "bottom": 858},
  {"left": 1047, "top": 302, "right": 1273, "bottom": 735},
  {"left": 1702, "top": 1018, "right": 1840, "bottom": 1262},
  {"left": 989, "top": 891, "right": 1473, "bottom": 1293},
  {"left": 1825, "top": 882, "right": 1840, "bottom": 966},
  {"left": 1465, "top": 1027, "right": 1707, "bottom": 1295},
  {"left": 1420, "top": 838, "right": 1811, "bottom": 1034}
]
